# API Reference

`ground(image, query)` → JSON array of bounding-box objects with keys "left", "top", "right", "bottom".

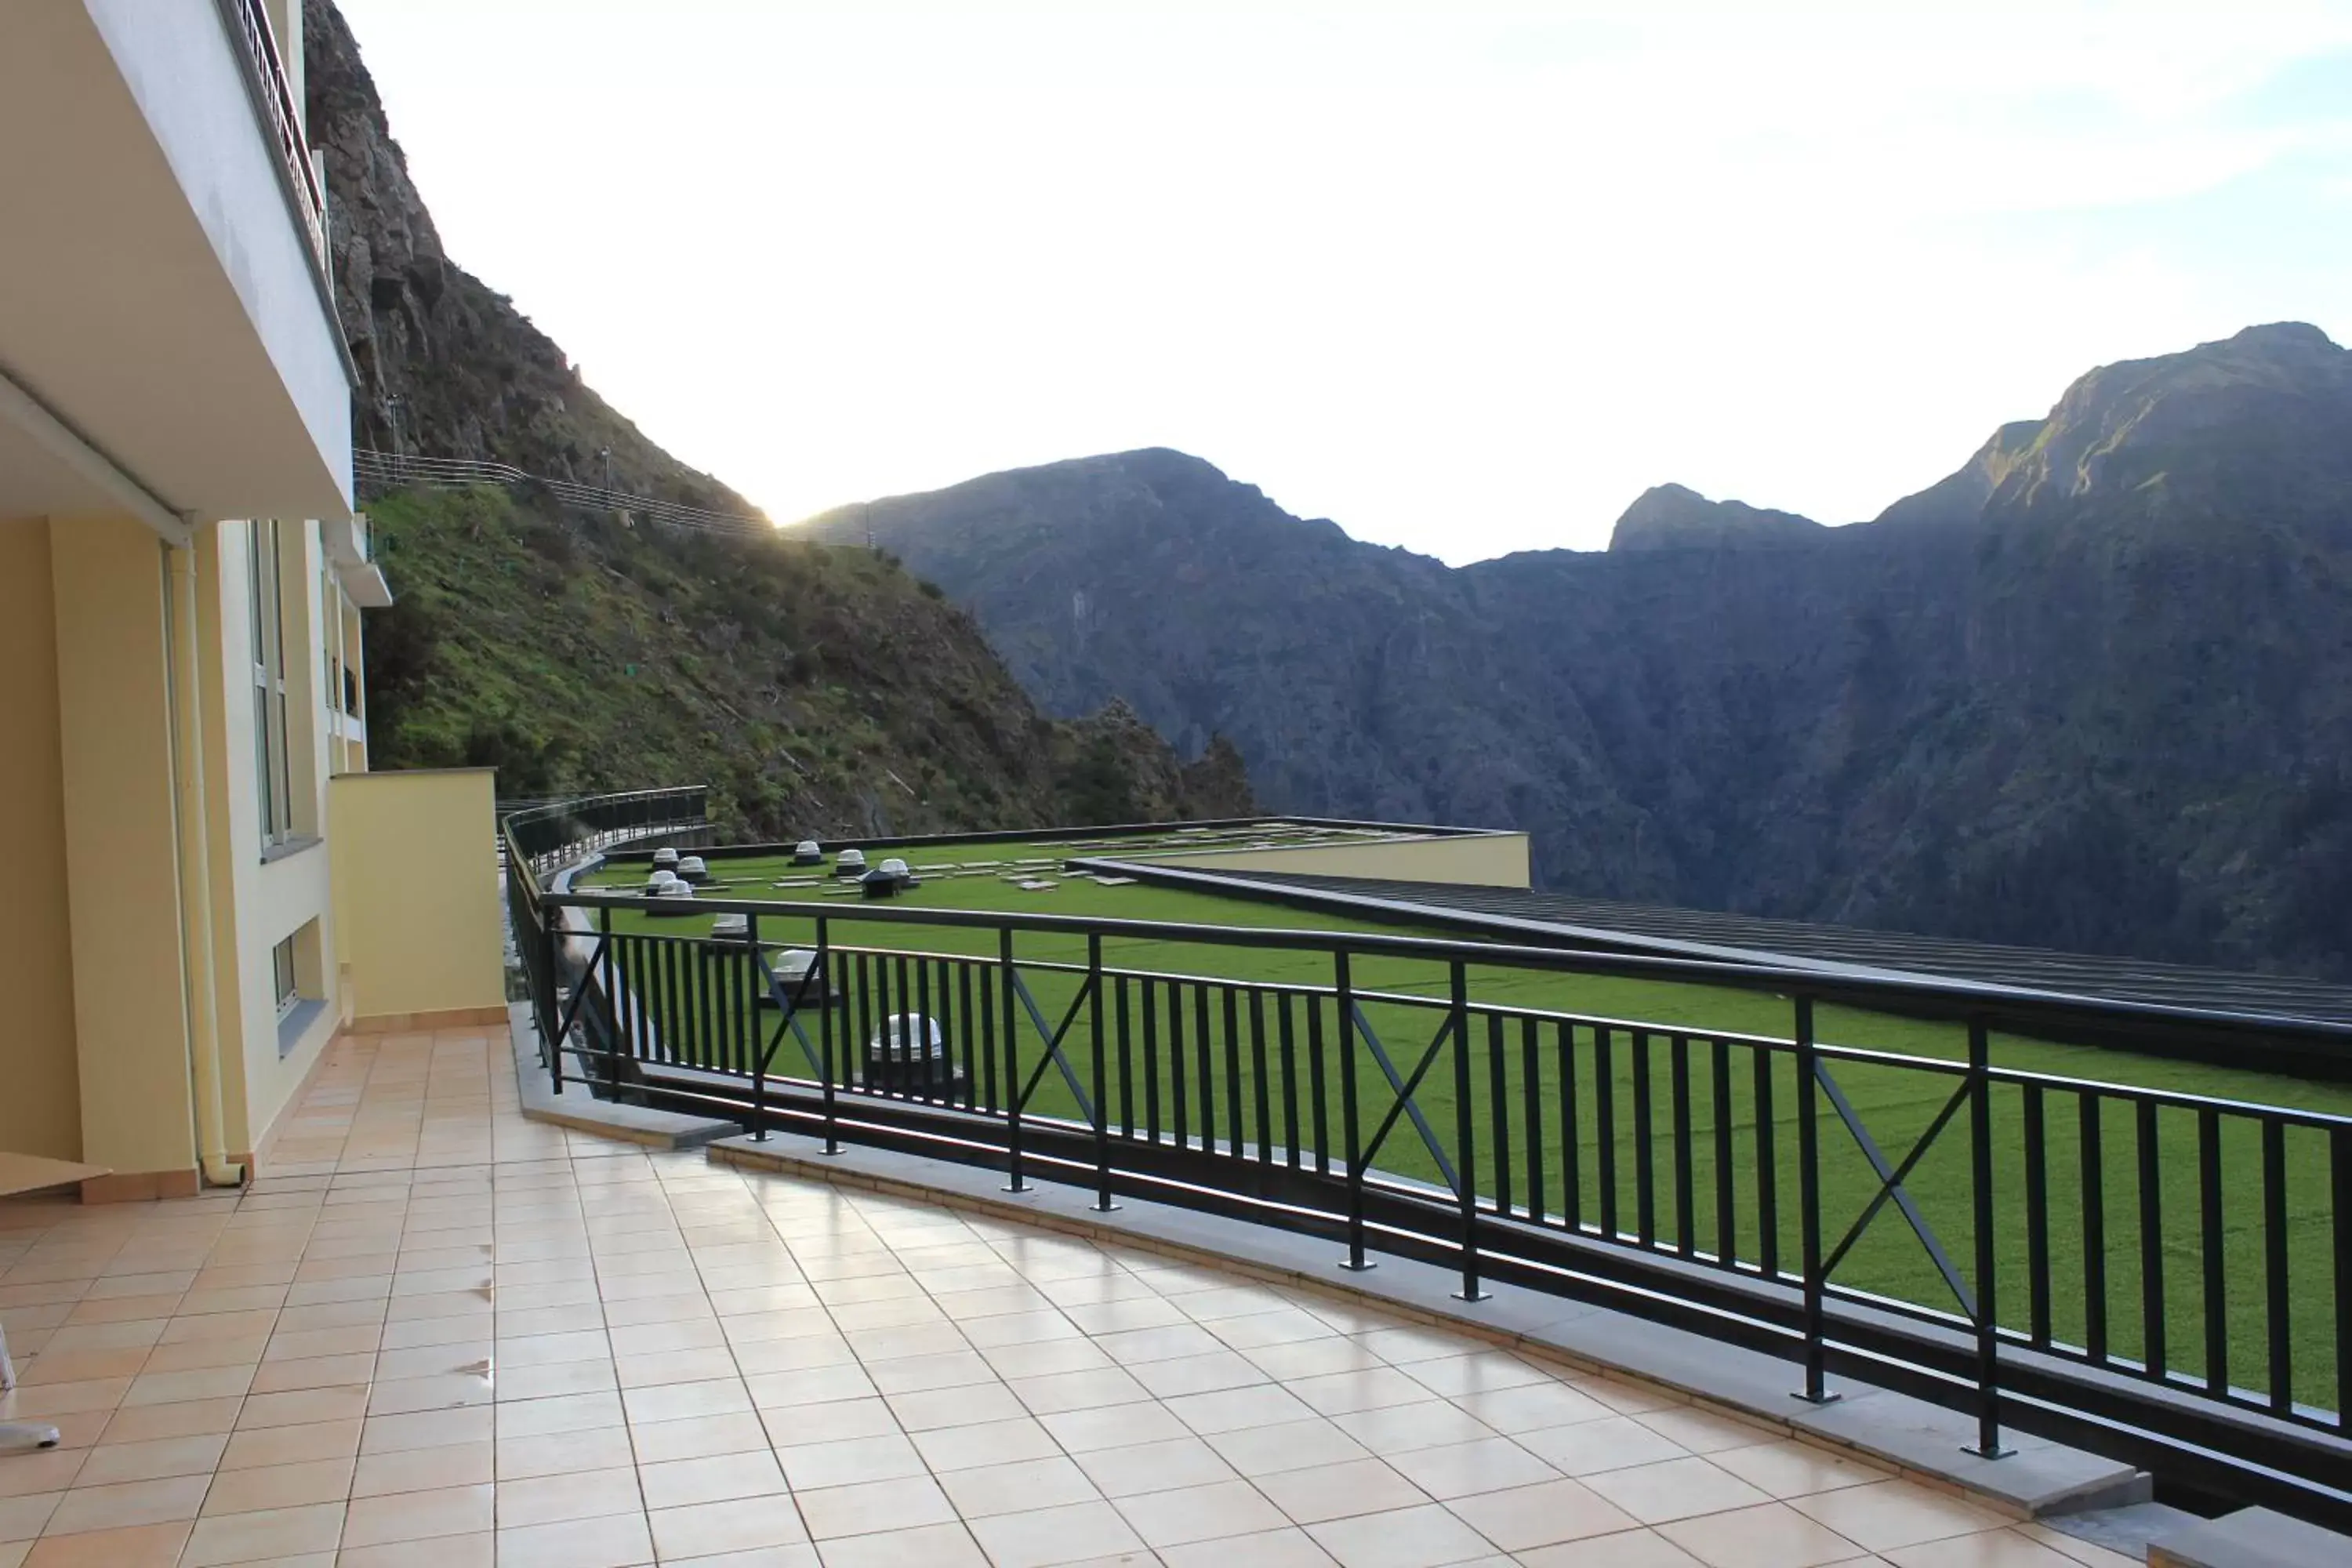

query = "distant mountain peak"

[{"left": 1607, "top": 484, "right": 1828, "bottom": 553}]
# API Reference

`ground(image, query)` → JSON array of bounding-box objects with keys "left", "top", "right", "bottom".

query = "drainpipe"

[{"left": 165, "top": 536, "right": 245, "bottom": 1189}]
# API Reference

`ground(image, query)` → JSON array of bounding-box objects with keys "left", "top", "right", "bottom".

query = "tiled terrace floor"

[{"left": 1, "top": 1028, "right": 2136, "bottom": 1568}]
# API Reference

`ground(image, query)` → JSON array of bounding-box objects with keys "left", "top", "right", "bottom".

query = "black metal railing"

[
  {"left": 215, "top": 0, "right": 328, "bottom": 271},
  {"left": 504, "top": 815, "right": 2352, "bottom": 1523}
]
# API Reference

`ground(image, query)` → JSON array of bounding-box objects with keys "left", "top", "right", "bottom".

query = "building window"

[
  {"left": 272, "top": 934, "right": 299, "bottom": 1021},
  {"left": 249, "top": 520, "right": 295, "bottom": 847}
]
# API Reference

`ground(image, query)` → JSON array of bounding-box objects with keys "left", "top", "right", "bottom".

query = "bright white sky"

[{"left": 337, "top": 0, "right": 2352, "bottom": 562}]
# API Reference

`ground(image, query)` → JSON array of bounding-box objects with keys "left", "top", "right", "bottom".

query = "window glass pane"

[{"left": 272, "top": 936, "right": 297, "bottom": 1018}]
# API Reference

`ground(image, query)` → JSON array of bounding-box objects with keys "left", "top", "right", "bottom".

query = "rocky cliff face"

[
  {"left": 307, "top": 0, "right": 1249, "bottom": 837},
  {"left": 811, "top": 325, "right": 2352, "bottom": 978},
  {"left": 1607, "top": 484, "right": 1830, "bottom": 551}
]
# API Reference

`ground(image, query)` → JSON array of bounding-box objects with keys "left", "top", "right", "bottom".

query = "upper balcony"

[{"left": 0, "top": 0, "right": 354, "bottom": 535}]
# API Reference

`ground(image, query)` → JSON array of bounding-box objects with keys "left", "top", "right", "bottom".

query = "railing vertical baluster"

[
  {"left": 2199, "top": 1108, "right": 2227, "bottom": 1398},
  {"left": 1559, "top": 1022, "right": 1581, "bottom": 1232},
  {"left": 1966, "top": 1018, "right": 2008, "bottom": 1457},
  {"left": 1168, "top": 980, "right": 1189, "bottom": 1150},
  {"left": 1224, "top": 986, "right": 1245, "bottom": 1159},
  {"left": 2263, "top": 1120, "right": 2290, "bottom": 1414},
  {"left": 1338, "top": 951, "right": 1371, "bottom": 1272},
  {"left": 2334, "top": 1127, "right": 2350, "bottom": 1430},
  {"left": 1596, "top": 1025, "right": 1619, "bottom": 1240},
  {"left": 543, "top": 901, "right": 564, "bottom": 1094},
  {"left": 2082, "top": 1094, "right": 2108, "bottom": 1363},
  {"left": 1795, "top": 996, "right": 1835, "bottom": 1405},
  {"left": 1279, "top": 993, "right": 1301, "bottom": 1170},
  {"left": 1712, "top": 1038, "right": 1736, "bottom": 1266},
  {"left": 978, "top": 966, "right": 999, "bottom": 1113},
  {"left": 958, "top": 962, "right": 978, "bottom": 1112},
  {"left": 1523, "top": 1018, "right": 1544, "bottom": 1227},
  {"left": 915, "top": 957, "right": 934, "bottom": 1104},
  {"left": 1116, "top": 975, "right": 1134, "bottom": 1140},
  {"left": 2025, "top": 1084, "right": 2050, "bottom": 1347},
  {"left": 1308, "top": 989, "right": 1330, "bottom": 1177},
  {"left": 1250, "top": 990, "right": 1272, "bottom": 1166},
  {"left": 1001, "top": 927, "right": 1026, "bottom": 1193},
  {"left": 1450, "top": 960, "right": 1487, "bottom": 1301},
  {"left": 1633, "top": 1029, "right": 1657, "bottom": 1247},
  {"left": 593, "top": 907, "right": 616, "bottom": 1094},
  {"left": 2139, "top": 1100, "right": 2166, "bottom": 1382},
  {"left": 1197, "top": 985, "right": 1218, "bottom": 1155},
  {"left": 1755, "top": 1045, "right": 1778, "bottom": 1276},
  {"left": 1090, "top": 934, "right": 1116, "bottom": 1212},
  {"left": 896, "top": 954, "right": 916, "bottom": 1098},
  {"left": 1671, "top": 1034, "right": 1694, "bottom": 1258},
  {"left": 1142, "top": 977, "right": 1161, "bottom": 1144},
  {"left": 749, "top": 913, "right": 767, "bottom": 1140},
  {"left": 817, "top": 919, "right": 838, "bottom": 1155},
  {"left": 1487, "top": 1013, "right": 1512, "bottom": 1218}
]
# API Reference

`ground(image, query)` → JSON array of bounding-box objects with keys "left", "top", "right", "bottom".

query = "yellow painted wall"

[
  {"left": 328, "top": 769, "right": 504, "bottom": 1022},
  {"left": 49, "top": 516, "right": 198, "bottom": 1175},
  {"left": 1147, "top": 832, "right": 1532, "bottom": 889},
  {"left": 0, "top": 519, "right": 85, "bottom": 1160}
]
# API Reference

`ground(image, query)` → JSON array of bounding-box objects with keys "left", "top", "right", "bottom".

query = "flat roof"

[{"left": 1210, "top": 871, "right": 2352, "bottom": 1027}]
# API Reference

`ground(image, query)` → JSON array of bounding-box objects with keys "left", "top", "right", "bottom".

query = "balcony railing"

[
  {"left": 214, "top": 0, "right": 328, "bottom": 274},
  {"left": 503, "top": 802, "right": 2352, "bottom": 1527}
]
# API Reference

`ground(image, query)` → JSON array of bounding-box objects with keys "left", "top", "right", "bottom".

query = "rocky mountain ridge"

[
  {"left": 306, "top": 0, "right": 1250, "bottom": 836},
  {"left": 809, "top": 323, "right": 2352, "bottom": 977}
]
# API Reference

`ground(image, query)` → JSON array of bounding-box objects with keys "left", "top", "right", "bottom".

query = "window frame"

[{"left": 249, "top": 520, "right": 296, "bottom": 850}]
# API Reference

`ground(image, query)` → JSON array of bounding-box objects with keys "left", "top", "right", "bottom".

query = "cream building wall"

[
  {"left": 329, "top": 770, "right": 506, "bottom": 1025},
  {"left": 0, "top": 519, "right": 84, "bottom": 1162}
]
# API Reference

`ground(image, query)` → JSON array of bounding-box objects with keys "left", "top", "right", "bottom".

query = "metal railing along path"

[
  {"left": 354, "top": 451, "right": 785, "bottom": 538},
  {"left": 502, "top": 800, "right": 2352, "bottom": 1524}
]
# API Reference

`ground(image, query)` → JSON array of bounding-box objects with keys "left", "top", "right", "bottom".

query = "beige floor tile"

[
  {"left": 795, "top": 1475, "right": 956, "bottom": 1541},
  {"left": 935, "top": 1455, "right": 1100, "bottom": 1520},
  {"left": 219, "top": 1418, "right": 363, "bottom": 1470},
  {"left": 180, "top": 1501, "right": 347, "bottom": 1566},
  {"left": 198, "top": 1457, "right": 354, "bottom": 1515},
  {"left": 494, "top": 1465, "right": 644, "bottom": 1527},
  {"left": 16, "top": 1519, "right": 191, "bottom": 1568},
  {"left": 1518, "top": 1528, "right": 1708, "bottom": 1567},
  {"left": 639, "top": 1449, "right": 789, "bottom": 1512},
  {"left": 1204, "top": 1417, "right": 1373, "bottom": 1477},
  {"left": 1444, "top": 1476, "right": 1641, "bottom": 1552},
  {"left": 1113, "top": 1477, "right": 1290, "bottom": 1546},
  {"left": 42, "top": 1473, "right": 210, "bottom": 1534},
  {"left": 776, "top": 1433, "right": 927, "bottom": 1491},
  {"left": 1884, "top": 1531, "right": 2091, "bottom": 1568},
  {"left": 1305, "top": 1502, "right": 1497, "bottom": 1568},
  {"left": 361, "top": 1404, "right": 495, "bottom": 1452},
  {"left": 885, "top": 1382, "right": 1028, "bottom": 1430},
  {"left": 648, "top": 1495, "right": 812, "bottom": 1559},
  {"left": 965, "top": 1499, "right": 1147, "bottom": 1568},
  {"left": 1382, "top": 1436, "right": 1559, "bottom": 1501},
  {"left": 342, "top": 1482, "right": 494, "bottom": 1545},
  {"left": 906, "top": 1414, "right": 1062, "bottom": 1473},
  {"left": 812, "top": 1520, "right": 983, "bottom": 1566},
  {"left": 633, "top": 1410, "right": 772, "bottom": 1465},
  {"left": 1789, "top": 1483, "right": 2010, "bottom": 1554},
  {"left": 1515, "top": 1414, "right": 1691, "bottom": 1476},
  {"left": 1156, "top": 1525, "right": 1339, "bottom": 1566},
  {"left": 0, "top": 1452, "right": 83, "bottom": 1500},
  {"left": 1657, "top": 1501, "right": 1869, "bottom": 1568},
  {"left": 1634, "top": 1407, "right": 1784, "bottom": 1456},
  {"left": 760, "top": 1397, "right": 901, "bottom": 1448},
  {"left": 1069, "top": 1433, "right": 1240, "bottom": 1498},
  {"left": 2011, "top": 1523, "right": 2140, "bottom": 1568},
  {"left": 1255, "top": 1455, "right": 1435, "bottom": 1526},
  {"left": 351, "top": 1439, "right": 494, "bottom": 1497},
  {"left": 495, "top": 1511, "right": 655, "bottom": 1568},
  {"left": 1708, "top": 1442, "right": 1889, "bottom": 1501},
  {"left": 1584, "top": 1456, "right": 1776, "bottom": 1525},
  {"left": 336, "top": 1528, "right": 494, "bottom": 1566},
  {"left": 495, "top": 1422, "right": 635, "bottom": 1479}
]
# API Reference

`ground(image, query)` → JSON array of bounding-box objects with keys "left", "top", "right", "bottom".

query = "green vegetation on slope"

[{"left": 365, "top": 485, "right": 1254, "bottom": 838}]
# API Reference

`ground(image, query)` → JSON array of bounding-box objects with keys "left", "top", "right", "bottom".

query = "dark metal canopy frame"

[{"left": 503, "top": 794, "right": 2352, "bottom": 1528}]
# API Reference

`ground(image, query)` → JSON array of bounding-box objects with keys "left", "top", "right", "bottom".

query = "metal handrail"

[
  {"left": 503, "top": 792, "right": 2352, "bottom": 1523},
  {"left": 355, "top": 450, "right": 781, "bottom": 537},
  {"left": 215, "top": 0, "right": 326, "bottom": 271}
]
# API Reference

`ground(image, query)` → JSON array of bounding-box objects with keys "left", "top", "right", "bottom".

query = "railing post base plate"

[
  {"left": 1452, "top": 1289, "right": 1492, "bottom": 1303},
  {"left": 1961, "top": 1442, "right": 2014, "bottom": 1460},
  {"left": 1338, "top": 1258, "right": 1377, "bottom": 1273},
  {"left": 1091, "top": 1200, "right": 1123, "bottom": 1214},
  {"left": 1790, "top": 1390, "right": 1843, "bottom": 1407}
]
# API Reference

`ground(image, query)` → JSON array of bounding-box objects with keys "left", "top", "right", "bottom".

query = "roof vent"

[
  {"left": 792, "top": 840, "right": 824, "bottom": 866},
  {"left": 677, "top": 855, "right": 710, "bottom": 884},
  {"left": 653, "top": 848, "right": 680, "bottom": 869},
  {"left": 835, "top": 848, "right": 868, "bottom": 878}
]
